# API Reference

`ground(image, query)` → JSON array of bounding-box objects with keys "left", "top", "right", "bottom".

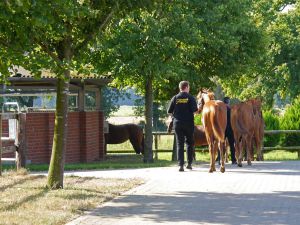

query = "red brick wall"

[
  {"left": 98, "top": 111, "right": 104, "bottom": 159},
  {"left": 2, "top": 120, "right": 8, "bottom": 137},
  {"left": 1, "top": 111, "right": 105, "bottom": 164},
  {"left": 26, "top": 113, "right": 51, "bottom": 163}
]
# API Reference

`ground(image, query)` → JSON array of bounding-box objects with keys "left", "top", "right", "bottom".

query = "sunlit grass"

[
  {"left": 264, "top": 150, "right": 299, "bottom": 161},
  {"left": 0, "top": 170, "right": 143, "bottom": 225},
  {"left": 110, "top": 105, "right": 135, "bottom": 117},
  {"left": 2, "top": 136, "right": 298, "bottom": 173}
]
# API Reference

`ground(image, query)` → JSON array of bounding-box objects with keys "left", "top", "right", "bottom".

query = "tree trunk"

[
  {"left": 47, "top": 40, "right": 71, "bottom": 189},
  {"left": 47, "top": 75, "right": 69, "bottom": 189},
  {"left": 143, "top": 78, "right": 154, "bottom": 163}
]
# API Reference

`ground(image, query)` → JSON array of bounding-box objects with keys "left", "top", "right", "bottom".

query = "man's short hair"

[{"left": 179, "top": 81, "right": 189, "bottom": 91}]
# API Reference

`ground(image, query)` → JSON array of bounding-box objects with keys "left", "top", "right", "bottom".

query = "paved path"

[{"left": 66, "top": 161, "right": 300, "bottom": 225}]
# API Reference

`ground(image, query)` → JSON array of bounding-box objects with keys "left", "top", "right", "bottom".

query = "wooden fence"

[
  {"left": 107, "top": 130, "right": 300, "bottom": 159},
  {"left": 0, "top": 113, "right": 26, "bottom": 175}
]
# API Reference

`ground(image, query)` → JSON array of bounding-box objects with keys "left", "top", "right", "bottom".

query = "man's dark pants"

[
  {"left": 174, "top": 120, "right": 194, "bottom": 166},
  {"left": 217, "top": 127, "right": 236, "bottom": 163}
]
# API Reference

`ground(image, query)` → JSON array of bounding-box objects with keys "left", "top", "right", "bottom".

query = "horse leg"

[
  {"left": 208, "top": 143, "right": 214, "bottom": 173},
  {"left": 219, "top": 141, "right": 225, "bottom": 173},
  {"left": 212, "top": 141, "right": 217, "bottom": 172},
  {"left": 255, "top": 133, "right": 263, "bottom": 161},
  {"left": 234, "top": 134, "right": 243, "bottom": 167},
  {"left": 225, "top": 138, "right": 229, "bottom": 163},
  {"left": 246, "top": 135, "right": 252, "bottom": 166},
  {"left": 237, "top": 137, "right": 243, "bottom": 167}
]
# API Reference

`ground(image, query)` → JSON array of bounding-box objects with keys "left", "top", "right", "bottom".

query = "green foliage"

[
  {"left": 280, "top": 97, "right": 300, "bottom": 146},
  {"left": 99, "top": 0, "right": 265, "bottom": 100},
  {"left": 221, "top": 1, "right": 300, "bottom": 107},
  {"left": 263, "top": 110, "right": 281, "bottom": 146},
  {"left": 102, "top": 87, "right": 130, "bottom": 118},
  {"left": 0, "top": 0, "right": 157, "bottom": 186},
  {"left": 133, "top": 98, "right": 168, "bottom": 131},
  {"left": 194, "top": 114, "right": 202, "bottom": 126}
]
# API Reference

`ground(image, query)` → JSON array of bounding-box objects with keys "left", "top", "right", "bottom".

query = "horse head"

[{"left": 196, "top": 88, "right": 215, "bottom": 113}]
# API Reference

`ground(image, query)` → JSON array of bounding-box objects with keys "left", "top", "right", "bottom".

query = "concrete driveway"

[{"left": 66, "top": 161, "right": 300, "bottom": 225}]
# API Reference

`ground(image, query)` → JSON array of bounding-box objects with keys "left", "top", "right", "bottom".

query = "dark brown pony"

[
  {"left": 197, "top": 89, "right": 227, "bottom": 173},
  {"left": 194, "top": 125, "right": 208, "bottom": 147},
  {"left": 105, "top": 123, "right": 144, "bottom": 154}
]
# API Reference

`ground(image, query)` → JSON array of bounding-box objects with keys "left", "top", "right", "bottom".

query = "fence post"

[
  {"left": 0, "top": 114, "right": 2, "bottom": 176},
  {"left": 16, "top": 113, "right": 27, "bottom": 169},
  {"left": 172, "top": 134, "right": 177, "bottom": 161},
  {"left": 154, "top": 133, "right": 158, "bottom": 160}
]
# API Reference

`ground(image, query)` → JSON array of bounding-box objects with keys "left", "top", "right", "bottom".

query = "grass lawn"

[
  {"left": 2, "top": 135, "right": 299, "bottom": 172},
  {"left": 0, "top": 169, "right": 143, "bottom": 225},
  {"left": 110, "top": 105, "right": 135, "bottom": 117},
  {"left": 1, "top": 154, "right": 175, "bottom": 172}
]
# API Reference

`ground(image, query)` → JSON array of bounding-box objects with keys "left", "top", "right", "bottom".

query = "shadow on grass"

[
  {"left": 1, "top": 188, "right": 49, "bottom": 212},
  {"left": 0, "top": 175, "right": 42, "bottom": 192}
]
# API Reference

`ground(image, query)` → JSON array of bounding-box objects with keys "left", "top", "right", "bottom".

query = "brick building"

[{"left": 1, "top": 67, "right": 111, "bottom": 164}]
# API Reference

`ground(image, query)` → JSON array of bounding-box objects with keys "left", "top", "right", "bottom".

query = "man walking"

[{"left": 167, "top": 81, "right": 198, "bottom": 171}]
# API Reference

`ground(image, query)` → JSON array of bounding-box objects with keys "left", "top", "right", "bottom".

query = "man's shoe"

[
  {"left": 186, "top": 164, "right": 192, "bottom": 170},
  {"left": 179, "top": 166, "right": 184, "bottom": 172}
]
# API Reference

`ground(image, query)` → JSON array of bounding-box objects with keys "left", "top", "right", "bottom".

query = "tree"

[
  {"left": 0, "top": 0, "right": 155, "bottom": 189},
  {"left": 219, "top": 0, "right": 300, "bottom": 108},
  {"left": 98, "top": 0, "right": 267, "bottom": 162},
  {"left": 102, "top": 87, "right": 130, "bottom": 118}
]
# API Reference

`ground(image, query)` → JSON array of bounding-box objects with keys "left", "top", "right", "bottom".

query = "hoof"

[
  {"left": 209, "top": 168, "right": 214, "bottom": 173},
  {"left": 220, "top": 167, "right": 225, "bottom": 173},
  {"left": 238, "top": 163, "right": 242, "bottom": 167},
  {"left": 247, "top": 161, "right": 252, "bottom": 166}
]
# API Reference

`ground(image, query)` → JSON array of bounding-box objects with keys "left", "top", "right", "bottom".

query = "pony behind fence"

[{"left": 105, "top": 123, "right": 144, "bottom": 154}]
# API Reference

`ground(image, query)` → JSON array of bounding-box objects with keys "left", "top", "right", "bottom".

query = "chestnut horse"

[
  {"left": 249, "top": 98, "right": 264, "bottom": 161},
  {"left": 231, "top": 99, "right": 264, "bottom": 166},
  {"left": 105, "top": 123, "right": 144, "bottom": 154},
  {"left": 236, "top": 98, "right": 264, "bottom": 164},
  {"left": 197, "top": 89, "right": 227, "bottom": 173}
]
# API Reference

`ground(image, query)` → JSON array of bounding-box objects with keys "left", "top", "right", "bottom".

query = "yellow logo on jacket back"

[{"left": 176, "top": 98, "right": 189, "bottom": 104}]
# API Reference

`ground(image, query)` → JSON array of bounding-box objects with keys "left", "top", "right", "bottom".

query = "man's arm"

[{"left": 167, "top": 96, "right": 175, "bottom": 114}]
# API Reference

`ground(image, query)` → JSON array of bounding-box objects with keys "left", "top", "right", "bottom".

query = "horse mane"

[{"left": 207, "top": 92, "right": 215, "bottom": 100}]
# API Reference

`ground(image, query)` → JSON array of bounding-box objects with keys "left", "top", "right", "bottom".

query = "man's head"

[
  {"left": 223, "top": 96, "right": 230, "bottom": 104},
  {"left": 179, "top": 81, "right": 190, "bottom": 92}
]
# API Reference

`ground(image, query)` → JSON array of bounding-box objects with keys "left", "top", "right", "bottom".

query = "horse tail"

[{"left": 212, "top": 105, "right": 226, "bottom": 142}]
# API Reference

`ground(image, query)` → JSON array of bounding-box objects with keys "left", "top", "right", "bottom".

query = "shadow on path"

[{"left": 89, "top": 190, "right": 300, "bottom": 225}]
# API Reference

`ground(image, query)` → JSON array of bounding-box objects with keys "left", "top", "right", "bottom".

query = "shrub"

[
  {"left": 280, "top": 97, "right": 300, "bottom": 146},
  {"left": 263, "top": 110, "right": 281, "bottom": 147}
]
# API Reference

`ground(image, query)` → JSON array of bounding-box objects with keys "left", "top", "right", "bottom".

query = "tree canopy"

[
  {"left": 0, "top": 0, "right": 156, "bottom": 187},
  {"left": 219, "top": 0, "right": 300, "bottom": 108},
  {"left": 94, "top": 0, "right": 268, "bottom": 161}
]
